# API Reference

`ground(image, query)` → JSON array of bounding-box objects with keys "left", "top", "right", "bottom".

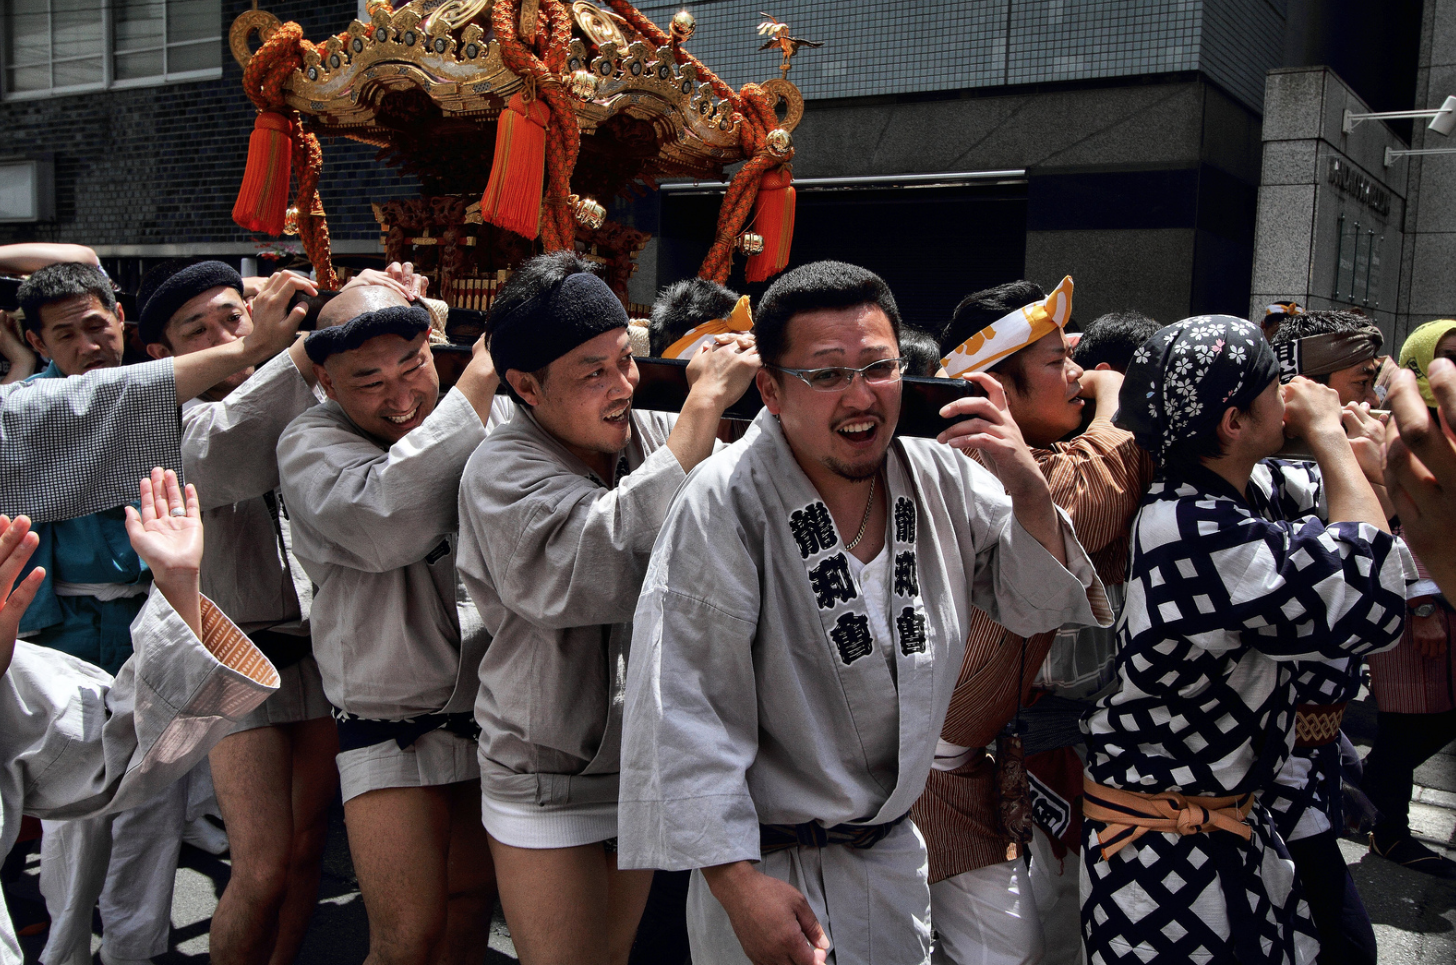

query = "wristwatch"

[{"left": 1412, "top": 601, "right": 1441, "bottom": 619}]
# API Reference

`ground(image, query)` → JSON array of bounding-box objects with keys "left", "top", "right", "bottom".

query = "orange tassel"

[
  {"left": 480, "top": 93, "right": 553, "bottom": 239},
  {"left": 232, "top": 112, "right": 295, "bottom": 235},
  {"left": 745, "top": 168, "right": 795, "bottom": 283}
]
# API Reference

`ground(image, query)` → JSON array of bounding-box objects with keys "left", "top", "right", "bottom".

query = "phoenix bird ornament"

[{"left": 757, "top": 12, "right": 824, "bottom": 78}]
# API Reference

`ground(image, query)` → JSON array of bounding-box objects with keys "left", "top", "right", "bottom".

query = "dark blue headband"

[
  {"left": 138, "top": 261, "right": 244, "bottom": 345},
  {"left": 488, "top": 271, "right": 629, "bottom": 375},
  {"left": 304, "top": 304, "right": 431, "bottom": 364}
]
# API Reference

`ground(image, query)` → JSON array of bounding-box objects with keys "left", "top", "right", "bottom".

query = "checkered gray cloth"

[{"left": 0, "top": 360, "right": 182, "bottom": 523}]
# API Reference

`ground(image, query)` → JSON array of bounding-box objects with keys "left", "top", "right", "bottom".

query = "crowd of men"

[{"left": 1, "top": 238, "right": 1455, "bottom": 965}]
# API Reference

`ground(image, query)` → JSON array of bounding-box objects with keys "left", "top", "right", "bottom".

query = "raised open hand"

[
  {"left": 341, "top": 262, "right": 428, "bottom": 301},
  {"left": 938, "top": 371, "right": 1067, "bottom": 565},
  {"left": 124, "top": 468, "right": 203, "bottom": 587},
  {"left": 685, "top": 333, "right": 762, "bottom": 408},
  {"left": 1342, "top": 402, "right": 1389, "bottom": 492},
  {"left": 124, "top": 468, "right": 204, "bottom": 638},
  {"left": 0, "top": 515, "right": 46, "bottom": 679}
]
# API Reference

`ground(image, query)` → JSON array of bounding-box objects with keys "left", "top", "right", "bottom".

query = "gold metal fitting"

[
  {"left": 765, "top": 128, "right": 792, "bottom": 157},
  {"left": 568, "top": 69, "right": 597, "bottom": 101},
  {"left": 571, "top": 195, "right": 606, "bottom": 229},
  {"left": 670, "top": 10, "right": 696, "bottom": 43},
  {"left": 736, "top": 231, "right": 765, "bottom": 255}
]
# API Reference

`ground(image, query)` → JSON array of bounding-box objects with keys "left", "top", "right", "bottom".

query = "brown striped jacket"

[{"left": 911, "top": 418, "right": 1152, "bottom": 882}]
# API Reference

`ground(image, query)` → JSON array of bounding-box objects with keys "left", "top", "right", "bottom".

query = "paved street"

[
  {"left": 1338, "top": 696, "right": 1456, "bottom": 964},
  {"left": 6, "top": 688, "right": 1453, "bottom": 964}
]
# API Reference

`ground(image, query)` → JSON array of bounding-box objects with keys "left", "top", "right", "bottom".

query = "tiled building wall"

[
  {"left": 0, "top": 0, "right": 1293, "bottom": 252},
  {"left": 637, "top": 0, "right": 1016, "bottom": 96},
  {"left": 637, "top": 0, "right": 1281, "bottom": 112},
  {"left": 1201, "top": 0, "right": 1288, "bottom": 113},
  {"left": 1004, "top": 0, "right": 1201, "bottom": 84},
  {"left": 0, "top": 0, "right": 421, "bottom": 248}
]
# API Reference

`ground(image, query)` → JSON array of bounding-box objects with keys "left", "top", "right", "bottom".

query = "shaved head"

[
  {"left": 310, "top": 285, "right": 439, "bottom": 445},
  {"left": 319, "top": 286, "right": 410, "bottom": 328}
]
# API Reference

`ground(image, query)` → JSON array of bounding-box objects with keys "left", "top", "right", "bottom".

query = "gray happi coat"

[
  {"left": 0, "top": 589, "right": 277, "bottom": 965},
  {"left": 619, "top": 411, "right": 1104, "bottom": 964},
  {"left": 457, "top": 405, "right": 680, "bottom": 811},
  {"left": 182, "top": 350, "right": 319, "bottom": 632},
  {"left": 277, "top": 389, "right": 511, "bottom": 719}
]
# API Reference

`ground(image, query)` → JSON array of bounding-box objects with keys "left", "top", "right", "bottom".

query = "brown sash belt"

[
  {"left": 1082, "top": 777, "right": 1254, "bottom": 860},
  {"left": 1293, "top": 702, "right": 1346, "bottom": 749}
]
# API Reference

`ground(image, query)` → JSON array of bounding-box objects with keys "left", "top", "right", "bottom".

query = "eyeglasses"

[{"left": 771, "top": 358, "right": 908, "bottom": 392}]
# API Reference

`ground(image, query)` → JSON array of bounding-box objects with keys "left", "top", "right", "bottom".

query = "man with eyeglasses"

[{"left": 618, "top": 260, "right": 1106, "bottom": 965}]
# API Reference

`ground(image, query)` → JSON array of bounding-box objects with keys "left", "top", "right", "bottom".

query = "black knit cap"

[
  {"left": 304, "top": 304, "right": 431, "bottom": 365},
  {"left": 137, "top": 261, "right": 244, "bottom": 345},
  {"left": 488, "top": 270, "right": 628, "bottom": 376}
]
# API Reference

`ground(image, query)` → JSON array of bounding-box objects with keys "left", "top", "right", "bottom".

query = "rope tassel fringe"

[
  {"left": 480, "top": 92, "right": 553, "bottom": 240},
  {"left": 232, "top": 112, "right": 294, "bottom": 236}
]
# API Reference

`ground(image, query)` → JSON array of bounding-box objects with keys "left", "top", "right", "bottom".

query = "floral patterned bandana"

[{"left": 1115, "top": 315, "right": 1279, "bottom": 464}]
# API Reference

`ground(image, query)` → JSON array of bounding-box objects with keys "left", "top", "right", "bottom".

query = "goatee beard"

[{"left": 825, "top": 453, "right": 886, "bottom": 482}]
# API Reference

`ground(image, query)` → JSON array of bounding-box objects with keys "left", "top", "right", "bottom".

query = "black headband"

[
  {"left": 138, "top": 261, "right": 244, "bottom": 345},
  {"left": 488, "top": 271, "right": 628, "bottom": 376},
  {"left": 304, "top": 304, "right": 431, "bottom": 364}
]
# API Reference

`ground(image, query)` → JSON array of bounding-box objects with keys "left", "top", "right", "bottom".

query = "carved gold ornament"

[
  {"left": 736, "top": 231, "right": 765, "bottom": 255},
  {"left": 765, "top": 128, "right": 792, "bottom": 157},
  {"left": 571, "top": 195, "right": 607, "bottom": 229},
  {"left": 669, "top": 10, "right": 695, "bottom": 43},
  {"left": 758, "top": 78, "right": 803, "bottom": 132},
  {"left": 230, "top": 9, "right": 282, "bottom": 68},
  {"left": 421, "top": 0, "right": 495, "bottom": 33},
  {"left": 568, "top": 68, "right": 598, "bottom": 100},
  {"left": 572, "top": 2, "right": 628, "bottom": 48}
]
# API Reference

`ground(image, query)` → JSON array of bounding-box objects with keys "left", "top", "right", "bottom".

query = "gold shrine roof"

[{"left": 230, "top": 0, "right": 803, "bottom": 182}]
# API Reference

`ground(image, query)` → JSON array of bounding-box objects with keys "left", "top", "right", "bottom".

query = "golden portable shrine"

[{"left": 228, "top": 0, "right": 809, "bottom": 317}]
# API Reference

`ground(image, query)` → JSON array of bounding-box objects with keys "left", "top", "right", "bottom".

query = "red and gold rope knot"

[{"left": 235, "top": 20, "right": 336, "bottom": 288}]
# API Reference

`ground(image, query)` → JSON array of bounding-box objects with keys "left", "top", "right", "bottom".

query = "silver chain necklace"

[{"left": 844, "top": 474, "right": 878, "bottom": 551}]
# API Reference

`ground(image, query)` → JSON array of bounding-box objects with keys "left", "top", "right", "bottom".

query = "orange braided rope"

[
  {"left": 602, "top": 1, "right": 794, "bottom": 283},
  {"left": 292, "top": 131, "right": 337, "bottom": 290},
  {"left": 240, "top": 22, "right": 337, "bottom": 288},
  {"left": 492, "top": 0, "right": 580, "bottom": 251},
  {"left": 698, "top": 83, "right": 792, "bottom": 284}
]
